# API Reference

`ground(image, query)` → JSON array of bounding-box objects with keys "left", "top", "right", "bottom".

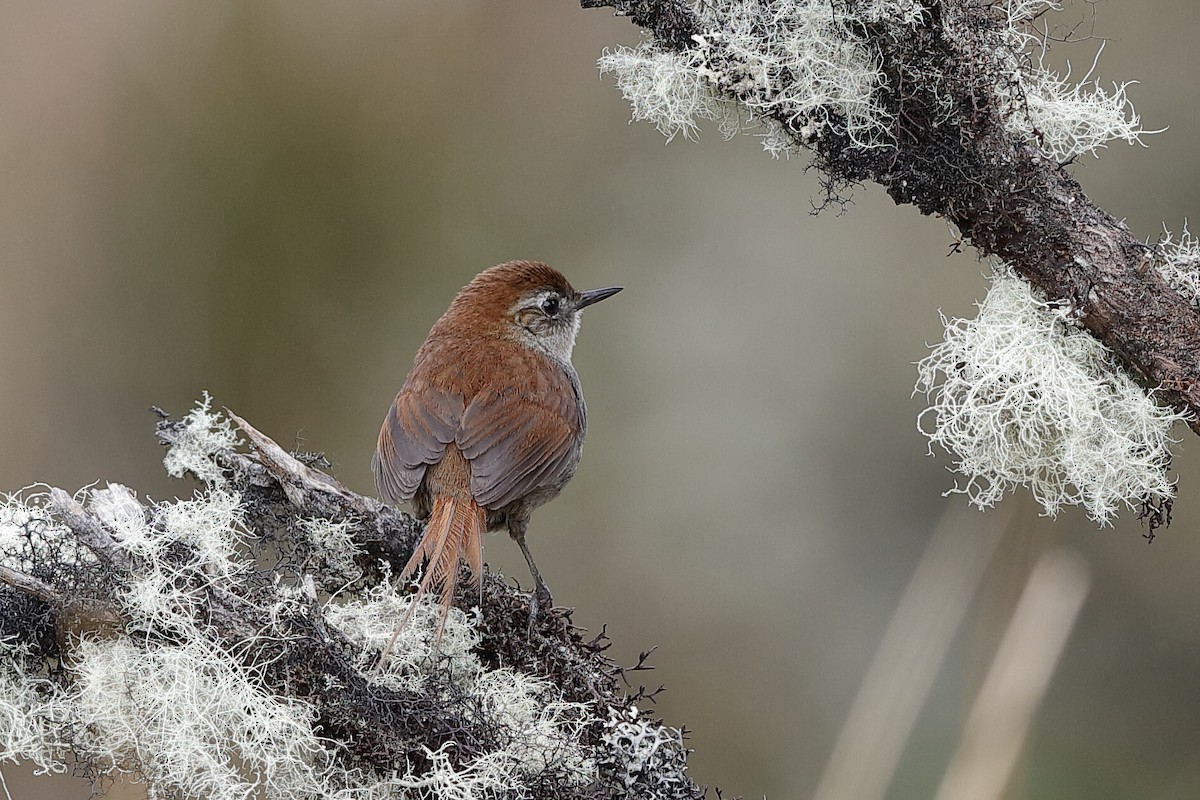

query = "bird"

[{"left": 372, "top": 260, "right": 621, "bottom": 662}]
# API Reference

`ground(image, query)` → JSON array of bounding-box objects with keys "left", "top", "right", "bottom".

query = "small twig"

[
  {"left": 630, "top": 646, "right": 658, "bottom": 671},
  {"left": 0, "top": 564, "right": 60, "bottom": 604},
  {"left": 224, "top": 409, "right": 387, "bottom": 523},
  {"left": 47, "top": 488, "right": 133, "bottom": 574}
]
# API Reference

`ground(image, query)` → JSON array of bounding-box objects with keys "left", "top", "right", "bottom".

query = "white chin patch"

[{"left": 542, "top": 316, "right": 579, "bottom": 363}]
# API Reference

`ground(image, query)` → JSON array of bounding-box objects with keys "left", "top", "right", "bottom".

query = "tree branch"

[
  {"left": 0, "top": 400, "right": 706, "bottom": 800},
  {"left": 583, "top": 0, "right": 1200, "bottom": 432}
]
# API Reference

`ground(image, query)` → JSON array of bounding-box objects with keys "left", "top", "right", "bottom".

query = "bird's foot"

[
  {"left": 536, "top": 580, "right": 554, "bottom": 611},
  {"left": 526, "top": 581, "right": 554, "bottom": 637}
]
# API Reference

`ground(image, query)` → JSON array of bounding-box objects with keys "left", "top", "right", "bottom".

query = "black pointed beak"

[{"left": 575, "top": 286, "right": 623, "bottom": 310}]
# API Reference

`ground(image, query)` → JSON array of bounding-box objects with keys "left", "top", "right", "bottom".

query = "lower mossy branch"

[{"left": 0, "top": 399, "right": 706, "bottom": 800}]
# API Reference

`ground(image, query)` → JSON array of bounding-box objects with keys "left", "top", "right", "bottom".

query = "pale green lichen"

[
  {"left": 950, "top": 0, "right": 1147, "bottom": 160},
  {"left": 1155, "top": 223, "right": 1200, "bottom": 308},
  {"left": 599, "top": 0, "right": 1147, "bottom": 161},
  {"left": 599, "top": 0, "right": 919, "bottom": 154},
  {"left": 915, "top": 268, "right": 1185, "bottom": 524},
  {"left": 161, "top": 392, "right": 240, "bottom": 487}
]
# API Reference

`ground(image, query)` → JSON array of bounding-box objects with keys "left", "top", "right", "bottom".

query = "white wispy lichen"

[
  {"left": 0, "top": 487, "right": 83, "bottom": 575},
  {"left": 1155, "top": 223, "right": 1200, "bottom": 308},
  {"left": 161, "top": 392, "right": 240, "bottom": 487},
  {"left": 70, "top": 637, "right": 331, "bottom": 800},
  {"left": 598, "top": 41, "right": 734, "bottom": 143},
  {"left": 328, "top": 580, "right": 596, "bottom": 787},
  {"left": 0, "top": 640, "right": 67, "bottom": 775},
  {"left": 324, "top": 576, "right": 483, "bottom": 694},
  {"left": 599, "top": 0, "right": 922, "bottom": 154},
  {"left": 915, "top": 269, "right": 1185, "bottom": 524},
  {"left": 297, "top": 517, "right": 364, "bottom": 584},
  {"left": 993, "top": 2, "right": 1146, "bottom": 160},
  {"left": 598, "top": 0, "right": 1147, "bottom": 162}
]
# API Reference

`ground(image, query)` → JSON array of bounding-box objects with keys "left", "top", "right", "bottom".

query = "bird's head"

[{"left": 448, "top": 261, "right": 622, "bottom": 364}]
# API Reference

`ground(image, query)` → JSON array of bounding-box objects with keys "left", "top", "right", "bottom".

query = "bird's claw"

[{"left": 526, "top": 582, "right": 554, "bottom": 637}]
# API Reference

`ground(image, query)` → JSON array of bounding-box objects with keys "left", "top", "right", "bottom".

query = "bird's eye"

[{"left": 540, "top": 296, "right": 561, "bottom": 317}]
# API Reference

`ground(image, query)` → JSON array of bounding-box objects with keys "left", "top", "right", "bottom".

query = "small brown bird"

[{"left": 372, "top": 260, "right": 621, "bottom": 658}]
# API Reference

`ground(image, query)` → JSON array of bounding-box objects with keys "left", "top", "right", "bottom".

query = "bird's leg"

[{"left": 510, "top": 521, "right": 553, "bottom": 634}]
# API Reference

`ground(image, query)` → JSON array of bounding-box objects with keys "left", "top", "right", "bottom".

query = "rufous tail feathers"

[{"left": 376, "top": 493, "right": 485, "bottom": 669}]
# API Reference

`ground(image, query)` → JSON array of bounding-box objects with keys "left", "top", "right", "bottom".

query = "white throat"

[{"left": 531, "top": 313, "right": 580, "bottom": 365}]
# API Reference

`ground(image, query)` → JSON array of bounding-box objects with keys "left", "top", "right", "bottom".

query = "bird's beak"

[{"left": 575, "top": 286, "right": 623, "bottom": 309}]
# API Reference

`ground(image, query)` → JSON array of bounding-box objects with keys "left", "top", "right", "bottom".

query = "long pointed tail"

[{"left": 377, "top": 493, "right": 485, "bottom": 668}]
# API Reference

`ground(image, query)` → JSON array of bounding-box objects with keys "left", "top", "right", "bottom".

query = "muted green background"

[{"left": 1, "top": 2, "right": 1198, "bottom": 799}]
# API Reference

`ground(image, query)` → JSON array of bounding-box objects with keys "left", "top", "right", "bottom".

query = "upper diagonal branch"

[{"left": 584, "top": 0, "right": 1200, "bottom": 431}]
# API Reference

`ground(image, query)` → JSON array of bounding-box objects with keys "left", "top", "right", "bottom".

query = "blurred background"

[{"left": 1, "top": 1, "right": 1198, "bottom": 798}]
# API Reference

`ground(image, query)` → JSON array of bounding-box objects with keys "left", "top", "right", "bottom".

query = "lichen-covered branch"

[
  {"left": 583, "top": 0, "right": 1200, "bottom": 433},
  {"left": 0, "top": 396, "right": 704, "bottom": 800}
]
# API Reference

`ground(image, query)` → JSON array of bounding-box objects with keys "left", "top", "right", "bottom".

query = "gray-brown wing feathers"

[
  {"left": 375, "top": 357, "right": 583, "bottom": 511},
  {"left": 373, "top": 383, "right": 463, "bottom": 504}
]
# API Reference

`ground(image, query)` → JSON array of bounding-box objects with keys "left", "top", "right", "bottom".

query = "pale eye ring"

[{"left": 540, "top": 296, "right": 561, "bottom": 317}]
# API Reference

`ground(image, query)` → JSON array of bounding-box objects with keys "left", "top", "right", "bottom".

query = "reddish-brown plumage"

[{"left": 373, "top": 260, "right": 621, "bottom": 661}]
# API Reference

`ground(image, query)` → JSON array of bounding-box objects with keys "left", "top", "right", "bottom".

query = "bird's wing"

[
  {"left": 456, "top": 358, "right": 584, "bottom": 511},
  {"left": 373, "top": 379, "right": 464, "bottom": 504}
]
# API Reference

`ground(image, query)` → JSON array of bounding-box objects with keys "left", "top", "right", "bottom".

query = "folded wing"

[
  {"left": 456, "top": 358, "right": 584, "bottom": 511},
  {"left": 372, "top": 379, "right": 464, "bottom": 504}
]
